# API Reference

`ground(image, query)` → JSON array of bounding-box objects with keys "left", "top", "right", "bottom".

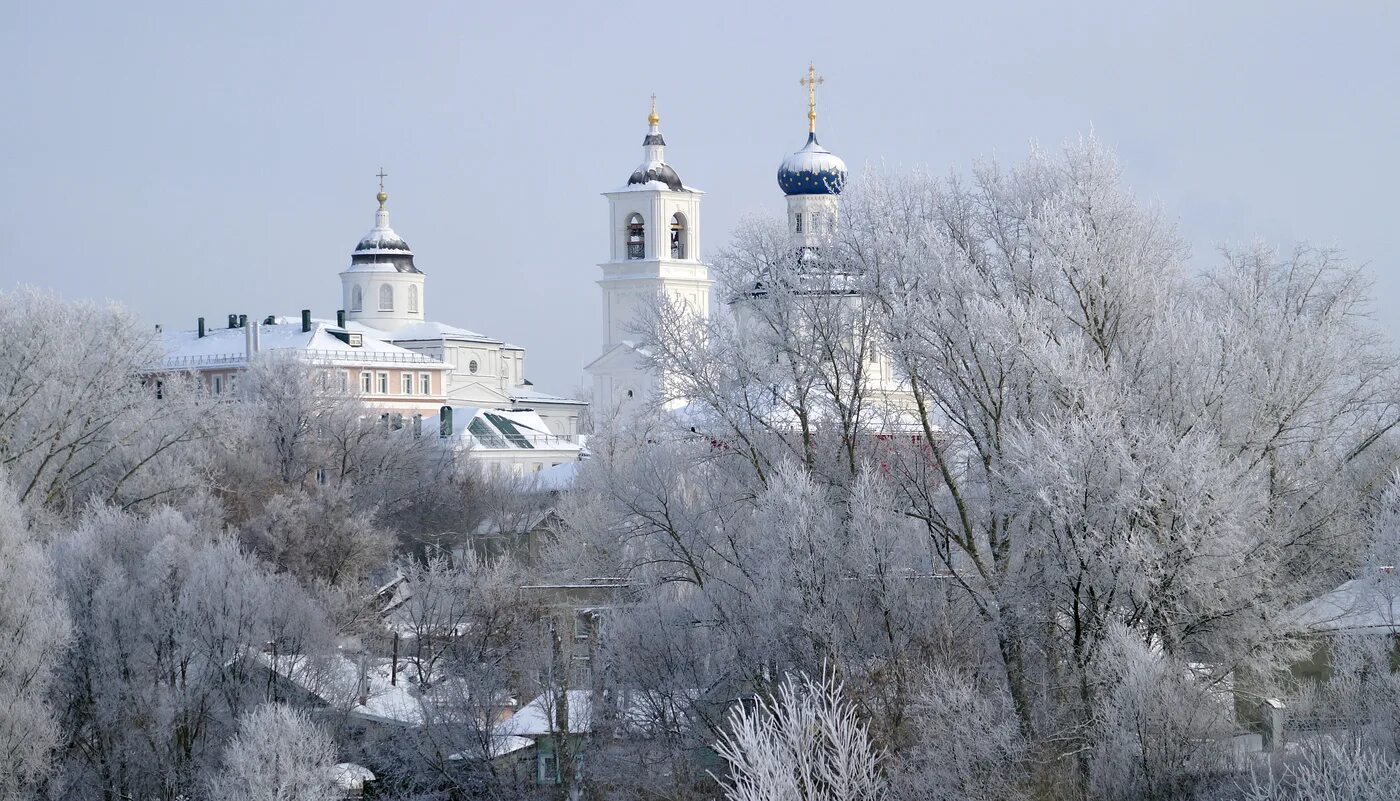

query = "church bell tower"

[{"left": 585, "top": 98, "right": 710, "bottom": 413}]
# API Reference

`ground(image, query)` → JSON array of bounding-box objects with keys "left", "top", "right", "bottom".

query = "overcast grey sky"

[{"left": 3, "top": 2, "right": 1398, "bottom": 393}]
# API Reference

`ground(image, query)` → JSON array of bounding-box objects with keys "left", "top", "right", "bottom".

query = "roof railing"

[{"left": 161, "top": 348, "right": 444, "bottom": 369}]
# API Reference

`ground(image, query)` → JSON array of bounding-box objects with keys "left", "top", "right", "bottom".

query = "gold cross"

[
  {"left": 376, "top": 168, "right": 388, "bottom": 192},
  {"left": 648, "top": 94, "right": 659, "bottom": 126},
  {"left": 800, "top": 63, "right": 823, "bottom": 133}
]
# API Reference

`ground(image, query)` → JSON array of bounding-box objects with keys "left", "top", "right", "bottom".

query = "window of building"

[
  {"left": 570, "top": 655, "right": 592, "bottom": 687},
  {"left": 794, "top": 212, "right": 803, "bottom": 233},
  {"left": 360, "top": 372, "right": 372, "bottom": 394},
  {"left": 420, "top": 373, "right": 431, "bottom": 395},
  {"left": 315, "top": 467, "right": 328, "bottom": 486},
  {"left": 377, "top": 372, "right": 389, "bottom": 394},
  {"left": 811, "top": 212, "right": 821, "bottom": 231},
  {"left": 537, "top": 751, "right": 559, "bottom": 785},
  {"left": 670, "top": 212, "right": 687, "bottom": 259},
  {"left": 213, "top": 375, "right": 224, "bottom": 395},
  {"left": 408, "top": 284, "right": 419, "bottom": 313},
  {"left": 378, "top": 284, "right": 394, "bottom": 311},
  {"left": 468, "top": 359, "right": 479, "bottom": 374},
  {"left": 351, "top": 285, "right": 363, "bottom": 312},
  {"left": 340, "top": 371, "right": 350, "bottom": 392},
  {"left": 402, "top": 373, "right": 413, "bottom": 394},
  {"left": 228, "top": 375, "right": 237, "bottom": 394},
  {"left": 626, "top": 213, "right": 645, "bottom": 259}
]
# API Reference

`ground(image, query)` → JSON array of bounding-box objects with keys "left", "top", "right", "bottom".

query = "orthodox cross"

[
  {"left": 376, "top": 168, "right": 388, "bottom": 193},
  {"left": 801, "top": 63, "right": 823, "bottom": 133},
  {"left": 649, "top": 94, "right": 659, "bottom": 126}
]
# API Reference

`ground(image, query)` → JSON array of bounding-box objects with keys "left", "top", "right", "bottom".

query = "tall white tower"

[
  {"left": 586, "top": 99, "right": 710, "bottom": 413},
  {"left": 340, "top": 173, "right": 426, "bottom": 333}
]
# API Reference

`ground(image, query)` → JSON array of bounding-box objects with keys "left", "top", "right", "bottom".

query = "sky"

[{"left": 3, "top": 1, "right": 1398, "bottom": 395}]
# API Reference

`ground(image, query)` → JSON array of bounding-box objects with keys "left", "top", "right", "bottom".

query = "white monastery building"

[
  {"left": 586, "top": 67, "right": 910, "bottom": 420},
  {"left": 160, "top": 182, "right": 586, "bottom": 468}
]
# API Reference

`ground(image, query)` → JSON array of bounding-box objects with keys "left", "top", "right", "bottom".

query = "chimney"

[
  {"left": 197, "top": 317, "right": 205, "bottom": 338},
  {"left": 238, "top": 314, "right": 247, "bottom": 329},
  {"left": 244, "top": 319, "right": 258, "bottom": 359},
  {"left": 301, "top": 309, "right": 311, "bottom": 333},
  {"left": 263, "top": 314, "right": 276, "bottom": 326},
  {"left": 337, "top": 309, "right": 346, "bottom": 328},
  {"left": 154, "top": 324, "right": 162, "bottom": 333},
  {"left": 227, "top": 313, "right": 237, "bottom": 329}
]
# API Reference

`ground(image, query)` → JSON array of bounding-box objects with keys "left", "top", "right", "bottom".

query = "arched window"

[
  {"left": 408, "top": 284, "right": 419, "bottom": 313},
  {"left": 351, "top": 285, "right": 363, "bottom": 312},
  {"left": 626, "top": 213, "right": 645, "bottom": 260},
  {"left": 670, "top": 212, "right": 687, "bottom": 259},
  {"left": 379, "top": 284, "right": 394, "bottom": 311}
]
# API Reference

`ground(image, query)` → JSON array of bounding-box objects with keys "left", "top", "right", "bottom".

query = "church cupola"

[
  {"left": 777, "top": 64, "right": 848, "bottom": 197},
  {"left": 627, "top": 96, "right": 685, "bottom": 191},
  {"left": 341, "top": 170, "right": 427, "bottom": 332},
  {"left": 779, "top": 65, "right": 846, "bottom": 249}
]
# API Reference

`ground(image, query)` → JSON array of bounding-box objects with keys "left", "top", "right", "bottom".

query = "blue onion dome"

[{"left": 778, "top": 132, "right": 847, "bottom": 196}]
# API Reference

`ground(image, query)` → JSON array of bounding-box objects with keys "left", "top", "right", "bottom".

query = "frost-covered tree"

[
  {"left": 887, "top": 666, "right": 1029, "bottom": 801},
  {"left": 713, "top": 668, "right": 883, "bottom": 801},
  {"left": 0, "top": 475, "right": 72, "bottom": 801},
  {"left": 0, "top": 287, "right": 212, "bottom": 517},
  {"left": 207, "top": 704, "right": 339, "bottom": 801},
  {"left": 562, "top": 135, "right": 1400, "bottom": 798},
  {"left": 1243, "top": 737, "right": 1400, "bottom": 801},
  {"left": 51, "top": 505, "right": 333, "bottom": 801}
]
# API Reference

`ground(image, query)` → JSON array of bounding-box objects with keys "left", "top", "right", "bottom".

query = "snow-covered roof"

[
  {"left": 354, "top": 319, "right": 498, "bottom": 344},
  {"left": 610, "top": 180, "right": 704, "bottom": 194},
  {"left": 508, "top": 387, "right": 587, "bottom": 407},
  {"left": 332, "top": 763, "right": 375, "bottom": 791},
  {"left": 255, "top": 652, "right": 432, "bottom": 726},
  {"left": 448, "top": 736, "right": 536, "bottom": 761},
  {"left": 1288, "top": 571, "right": 1400, "bottom": 633},
  {"left": 533, "top": 461, "right": 579, "bottom": 492},
  {"left": 160, "top": 318, "right": 449, "bottom": 370},
  {"left": 499, "top": 690, "right": 593, "bottom": 736},
  {"left": 427, "top": 406, "right": 583, "bottom": 455},
  {"left": 500, "top": 689, "right": 698, "bottom": 738}
]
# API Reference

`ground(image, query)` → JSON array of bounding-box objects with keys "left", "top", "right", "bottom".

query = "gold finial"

[
  {"left": 376, "top": 168, "right": 389, "bottom": 207},
  {"left": 800, "top": 63, "right": 824, "bottom": 133},
  {"left": 648, "top": 94, "right": 660, "bottom": 126}
]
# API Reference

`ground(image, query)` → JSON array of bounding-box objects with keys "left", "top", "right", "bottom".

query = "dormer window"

[
  {"left": 626, "top": 213, "right": 645, "bottom": 260},
  {"left": 670, "top": 212, "right": 687, "bottom": 259}
]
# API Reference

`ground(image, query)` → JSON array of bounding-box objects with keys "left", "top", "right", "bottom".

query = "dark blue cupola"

[
  {"left": 778, "top": 133, "right": 847, "bottom": 196},
  {"left": 777, "top": 63, "right": 848, "bottom": 196}
]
